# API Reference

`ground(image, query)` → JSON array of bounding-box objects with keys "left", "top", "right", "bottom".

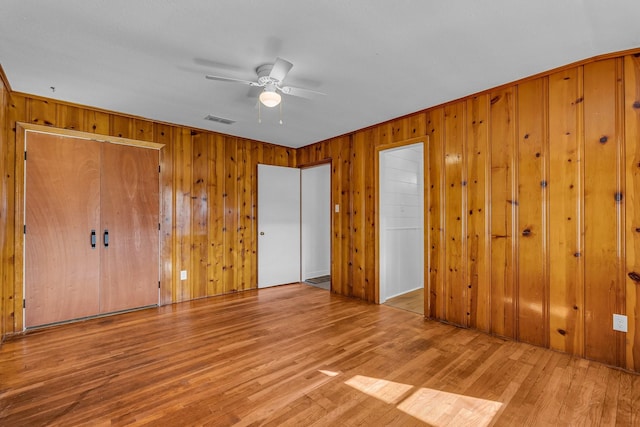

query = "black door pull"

[
  {"left": 104, "top": 229, "right": 109, "bottom": 248},
  {"left": 90, "top": 230, "right": 96, "bottom": 248}
]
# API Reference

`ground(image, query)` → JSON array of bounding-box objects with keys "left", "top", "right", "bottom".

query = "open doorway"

[
  {"left": 301, "top": 163, "right": 331, "bottom": 290},
  {"left": 379, "top": 142, "right": 425, "bottom": 314},
  {"left": 257, "top": 163, "right": 331, "bottom": 290}
]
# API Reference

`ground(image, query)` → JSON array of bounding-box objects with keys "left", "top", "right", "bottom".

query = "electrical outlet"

[
  {"left": 180, "top": 270, "right": 187, "bottom": 281},
  {"left": 335, "top": 204, "right": 340, "bottom": 213},
  {"left": 613, "top": 314, "right": 628, "bottom": 332}
]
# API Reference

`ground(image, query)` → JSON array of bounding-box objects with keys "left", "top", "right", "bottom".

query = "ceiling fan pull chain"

[
  {"left": 279, "top": 102, "right": 283, "bottom": 125},
  {"left": 258, "top": 101, "right": 262, "bottom": 124}
]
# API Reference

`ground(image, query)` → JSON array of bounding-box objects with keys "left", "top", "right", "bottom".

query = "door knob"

[{"left": 260, "top": 232, "right": 265, "bottom": 235}]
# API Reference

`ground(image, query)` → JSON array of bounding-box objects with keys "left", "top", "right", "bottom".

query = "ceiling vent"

[{"left": 204, "top": 115, "right": 235, "bottom": 125}]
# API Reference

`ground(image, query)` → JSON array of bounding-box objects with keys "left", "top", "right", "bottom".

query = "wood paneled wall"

[
  {"left": 0, "top": 92, "right": 295, "bottom": 335},
  {"left": 298, "top": 52, "right": 640, "bottom": 372},
  {"left": 3, "top": 50, "right": 640, "bottom": 372}
]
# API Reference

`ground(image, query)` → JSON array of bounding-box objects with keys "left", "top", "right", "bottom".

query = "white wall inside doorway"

[
  {"left": 301, "top": 163, "right": 331, "bottom": 281},
  {"left": 379, "top": 142, "right": 424, "bottom": 302}
]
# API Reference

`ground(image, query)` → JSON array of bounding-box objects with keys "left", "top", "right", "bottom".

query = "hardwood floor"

[
  {"left": 1, "top": 284, "right": 638, "bottom": 426},
  {"left": 384, "top": 288, "right": 424, "bottom": 315}
]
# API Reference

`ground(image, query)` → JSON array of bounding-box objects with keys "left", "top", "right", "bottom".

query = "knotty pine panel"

[
  {"left": 443, "top": 103, "right": 467, "bottom": 327},
  {"left": 583, "top": 59, "right": 624, "bottom": 367},
  {"left": 385, "top": 114, "right": 427, "bottom": 143},
  {"left": 236, "top": 139, "right": 254, "bottom": 291},
  {"left": 3, "top": 94, "right": 22, "bottom": 334},
  {"left": 243, "top": 140, "right": 259, "bottom": 282},
  {"left": 516, "top": 78, "right": 548, "bottom": 347},
  {"left": 276, "top": 145, "right": 296, "bottom": 167},
  {"left": 377, "top": 122, "right": 393, "bottom": 145},
  {"left": 134, "top": 119, "right": 155, "bottom": 142},
  {"left": 548, "top": 68, "right": 585, "bottom": 356},
  {"left": 191, "top": 131, "right": 209, "bottom": 299},
  {"left": 84, "top": 109, "right": 110, "bottom": 135},
  {"left": 466, "top": 94, "right": 490, "bottom": 332},
  {"left": 223, "top": 137, "right": 239, "bottom": 293},
  {"left": 260, "top": 142, "right": 275, "bottom": 165},
  {"left": 363, "top": 132, "right": 377, "bottom": 303},
  {"left": 426, "top": 108, "right": 445, "bottom": 319},
  {"left": 28, "top": 98, "right": 56, "bottom": 127},
  {"left": 56, "top": 104, "right": 84, "bottom": 131},
  {"left": 174, "top": 128, "right": 193, "bottom": 302},
  {"left": 109, "top": 115, "right": 134, "bottom": 139},
  {"left": 156, "top": 123, "right": 175, "bottom": 305},
  {"left": 337, "top": 135, "right": 354, "bottom": 297},
  {"left": 624, "top": 54, "right": 640, "bottom": 371},
  {"left": 297, "top": 144, "right": 312, "bottom": 166},
  {"left": 208, "top": 134, "right": 225, "bottom": 296},
  {"left": 332, "top": 136, "right": 350, "bottom": 297},
  {"left": 489, "top": 87, "right": 517, "bottom": 339},
  {"left": 351, "top": 130, "right": 370, "bottom": 301}
]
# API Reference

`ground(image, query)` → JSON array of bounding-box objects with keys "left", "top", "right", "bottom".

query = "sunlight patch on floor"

[
  {"left": 344, "top": 375, "right": 414, "bottom": 404},
  {"left": 345, "top": 375, "right": 502, "bottom": 426}
]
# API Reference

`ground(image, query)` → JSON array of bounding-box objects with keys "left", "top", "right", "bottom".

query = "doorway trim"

[
  {"left": 14, "top": 122, "right": 164, "bottom": 331},
  {"left": 374, "top": 136, "right": 429, "bottom": 310}
]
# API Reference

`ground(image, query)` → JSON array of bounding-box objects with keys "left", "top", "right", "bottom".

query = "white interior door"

[{"left": 258, "top": 164, "right": 301, "bottom": 288}]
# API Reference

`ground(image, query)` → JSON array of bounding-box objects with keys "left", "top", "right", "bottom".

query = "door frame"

[
  {"left": 15, "top": 123, "right": 164, "bottom": 331},
  {"left": 374, "top": 136, "right": 429, "bottom": 309}
]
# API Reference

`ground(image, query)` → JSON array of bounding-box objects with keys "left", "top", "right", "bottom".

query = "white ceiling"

[{"left": 2, "top": 1, "right": 640, "bottom": 148}]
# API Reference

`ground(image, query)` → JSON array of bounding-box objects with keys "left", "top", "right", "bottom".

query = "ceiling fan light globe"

[{"left": 259, "top": 90, "right": 281, "bottom": 107}]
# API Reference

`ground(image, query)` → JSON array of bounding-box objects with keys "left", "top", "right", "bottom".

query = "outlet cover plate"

[
  {"left": 613, "top": 314, "right": 628, "bottom": 332},
  {"left": 180, "top": 270, "right": 187, "bottom": 281}
]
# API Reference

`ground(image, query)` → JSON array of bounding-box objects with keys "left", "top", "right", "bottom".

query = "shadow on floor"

[{"left": 304, "top": 275, "right": 330, "bottom": 290}]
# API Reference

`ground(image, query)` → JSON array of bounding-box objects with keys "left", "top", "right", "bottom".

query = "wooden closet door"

[
  {"left": 25, "top": 133, "right": 101, "bottom": 327},
  {"left": 99, "top": 143, "right": 159, "bottom": 313}
]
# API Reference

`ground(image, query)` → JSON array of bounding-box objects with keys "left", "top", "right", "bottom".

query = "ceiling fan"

[{"left": 205, "top": 57, "right": 324, "bottom": 108}]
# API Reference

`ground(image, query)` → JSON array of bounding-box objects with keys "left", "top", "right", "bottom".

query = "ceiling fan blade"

[
  {"left": 269, "top": 57, "right": 293, "bottom": 82},
  {"left": 206, "top": 75, "right": 260, "bottom": 86},
  {"left": 280, "top": 85, "right": 326, "bottom": 99}
]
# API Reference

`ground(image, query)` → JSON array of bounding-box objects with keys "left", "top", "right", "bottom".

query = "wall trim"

[
  {"left": 0, "top": 64, "right": 12, "bottom": 92},
  {"left": 18, "top": 122, "right": 165, "bottom": 150}
]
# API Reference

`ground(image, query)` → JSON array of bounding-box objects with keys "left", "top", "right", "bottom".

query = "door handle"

[
  {"left": 104, "top": 229, "right": 109, "bottom": 247},
  {"left": 90, "top": 230, "right": 96, "bottom": 248},
  {"left": 260, "top": 231, "right": 265, "bottom": 235}
]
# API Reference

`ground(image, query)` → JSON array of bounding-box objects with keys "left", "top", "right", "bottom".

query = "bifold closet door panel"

[
  {"left": 25, "top": 133, "right": 101, "bottom": 327},
  {"left": 99, "top": 143, "right": 159, "bottom": 313}
]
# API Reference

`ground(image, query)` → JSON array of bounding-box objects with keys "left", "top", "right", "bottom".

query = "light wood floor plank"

[
  {"left": 0, "top": 284, "right": 638, "bottom": 426},
  {"left": 384, "top": 288, "right": 424, "bottom": 315}
]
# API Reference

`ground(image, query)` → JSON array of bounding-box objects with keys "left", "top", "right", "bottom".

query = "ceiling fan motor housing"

[{"left": 256, "top": 64, "right": 278, "bottom": 84}]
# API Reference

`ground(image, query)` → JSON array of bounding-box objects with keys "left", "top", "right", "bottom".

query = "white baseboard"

[{"left": 383, "top": 285, "right": 423, "bottom": 302}]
